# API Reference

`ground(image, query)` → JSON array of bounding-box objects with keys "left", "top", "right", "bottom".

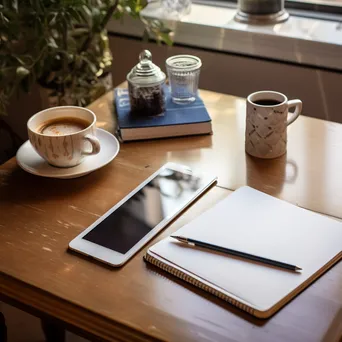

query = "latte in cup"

[
  {"left": 27, "top": 106, "right": 101, "bottom": 168},
  {"left": 37, "top": 117, "right": 91, "bottom": 136}
]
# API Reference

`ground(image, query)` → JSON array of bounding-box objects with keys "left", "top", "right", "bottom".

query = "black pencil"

[{"left": 171, "top": 235, "right": 302, "bottom": 272}]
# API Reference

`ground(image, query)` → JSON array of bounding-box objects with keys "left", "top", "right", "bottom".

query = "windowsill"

[{"left": 107, "top": 2, "right": 342, "bottom": 70}]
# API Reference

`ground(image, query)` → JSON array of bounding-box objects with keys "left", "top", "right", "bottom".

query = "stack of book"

[{"left": 114, "top": 88, "right": 212, "bottom": 142}]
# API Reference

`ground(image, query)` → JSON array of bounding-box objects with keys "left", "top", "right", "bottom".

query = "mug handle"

[
  {"left": 287, "top": 99, "right": 302, "bottom": 126},
  {"left": 83, "top": 134, "right": 101, "bottom": 155}
]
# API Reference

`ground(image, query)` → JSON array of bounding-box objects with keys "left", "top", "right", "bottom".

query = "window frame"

[{"left": 194, "top": 0, "right": 342, "bottom": 20}]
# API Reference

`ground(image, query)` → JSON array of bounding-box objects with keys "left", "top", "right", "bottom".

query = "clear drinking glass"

[
  {"left": 161, "top": 0, "right": 191, "bottom": 18},
  {"left": 166, "top": 55, "right": 202, "bottom": 104}
]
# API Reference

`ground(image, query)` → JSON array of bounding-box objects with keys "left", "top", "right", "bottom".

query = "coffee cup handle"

[
  {"left": 83, "top": 134, "right": 101, "bottom": 155},
  {"left": 287, "top": 99, "right": 302, "bottom": 126}
]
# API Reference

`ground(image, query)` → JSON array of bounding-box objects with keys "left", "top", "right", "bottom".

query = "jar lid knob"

[
  {"left": 139, "top": 50, "right": 152, "bottom": 64},
  {"left": 126, "top": 49, "right": 166, "bottom": 86}
]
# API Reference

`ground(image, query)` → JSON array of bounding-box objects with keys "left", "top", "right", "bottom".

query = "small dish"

[{"left": 16, "top": 129, "right": 120, "bottom": 179}]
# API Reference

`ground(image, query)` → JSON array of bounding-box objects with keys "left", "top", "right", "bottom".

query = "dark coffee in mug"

[
  {"left": 253, "top": 99, "right": 282, "bottom": 106},
  {"left": 246, "top": 90, "right": 302, "bottom": 158},
  {"left": 37, "top": 117, "right": 90, "bottom": 136}
]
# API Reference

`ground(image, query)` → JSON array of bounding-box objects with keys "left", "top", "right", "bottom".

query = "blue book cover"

[{"left": 114, "top": 88, "right": 212, "bottom": 141}]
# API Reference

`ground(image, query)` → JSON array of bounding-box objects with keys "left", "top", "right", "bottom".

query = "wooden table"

[{"left": 1, "top": 88, "right": 342, "bottom": 342}]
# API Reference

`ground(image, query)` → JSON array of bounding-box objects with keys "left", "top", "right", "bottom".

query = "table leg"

[
  {"left": 41, "top": 318, "right": 65, "bottom": 342},
  {"left": 0, "top": 311, "right": 7, "bottom": 342}
]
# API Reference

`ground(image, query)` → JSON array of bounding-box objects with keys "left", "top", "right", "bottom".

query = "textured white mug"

[
  {"left": 27, "top": 106, "right": 100, "bottom": 167},
  {"left": 245, "top": 91, "right": 302, "bottom": 159}
]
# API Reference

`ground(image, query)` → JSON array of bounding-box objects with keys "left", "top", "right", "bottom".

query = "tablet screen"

[{"left": 82, "top": 168, "right": 203, "bottom": 254}]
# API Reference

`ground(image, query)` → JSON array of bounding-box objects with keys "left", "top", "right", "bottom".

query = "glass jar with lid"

[{"left": 127, "top": 50, "right": 166, "bottom": 116}]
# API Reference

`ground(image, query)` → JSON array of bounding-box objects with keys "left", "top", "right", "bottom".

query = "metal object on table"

[{"left": 235, "top": 0, "right": 289, "bottom": 24}]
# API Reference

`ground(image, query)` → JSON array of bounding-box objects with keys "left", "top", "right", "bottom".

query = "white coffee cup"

[
  {"left": 27, "top": 106, "right": 100, "bottom": 167},
  {"left": 245, "top": 91, "right": 302, "bottom": 159}
]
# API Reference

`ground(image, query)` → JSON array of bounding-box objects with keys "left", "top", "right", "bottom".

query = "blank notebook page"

[{"left": 149, "top": 186, "right": 342, "bottom": 313}]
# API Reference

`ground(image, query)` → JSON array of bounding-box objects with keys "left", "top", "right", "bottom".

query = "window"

[
  {"left": 289, "top": 0, "right": 342, "bottom": 6},
  {"left": 286, "top": 0, "right": 342, "bottom": 13},
  {"left": 198, "top": 0, "right": 342, "bottom": 16}
]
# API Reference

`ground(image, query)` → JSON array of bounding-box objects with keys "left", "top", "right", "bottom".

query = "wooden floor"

[{"left": 1, "top": 303, "right": 89, "bottom": 342}]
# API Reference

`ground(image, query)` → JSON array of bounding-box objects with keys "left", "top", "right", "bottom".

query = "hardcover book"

[{"left": 114, "top": 88, "right": 212, "bottom": 141}]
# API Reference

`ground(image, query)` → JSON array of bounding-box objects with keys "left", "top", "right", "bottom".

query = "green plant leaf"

[
  {"left": 16, "top": 66, "right": 30, "bottom": 79},
  {"left": 70, "top": 27, "right": 89, "bottom": 37},
  {"left": 68, "top": 8, "right": 82, "bottom": 23},
  {"left": 47, "top": 37, "right": 58, "bottom": 49},
  {"left": 1, "top": 0, "right": 173, "bottom": 113},
  {"left": 158, "top": 32, "right": 173, "bottom": 46}
]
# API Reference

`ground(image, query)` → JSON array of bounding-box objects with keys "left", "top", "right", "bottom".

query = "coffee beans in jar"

[
  {"left": 127, "top": 50, "right": 166, "bottom": 116},
  {"left": 128, "top": 83, "right": 165, "bottom": 116}
]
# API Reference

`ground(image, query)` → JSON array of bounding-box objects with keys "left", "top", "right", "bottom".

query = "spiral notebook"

[{"left": 144, "top": 186, "right": 342, "bottom": 318}]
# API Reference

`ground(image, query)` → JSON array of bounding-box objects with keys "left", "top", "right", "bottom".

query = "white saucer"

[{"left": 16, "top": 129, "right": 120, "bottom": 179}]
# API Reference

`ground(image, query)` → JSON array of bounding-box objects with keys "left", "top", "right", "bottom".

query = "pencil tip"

[
  {"left": 296, "top": 266, "right": 302, "bottom": 271},
  {"left": 170, "top": 235, "right": 187, "bottom": 243}
]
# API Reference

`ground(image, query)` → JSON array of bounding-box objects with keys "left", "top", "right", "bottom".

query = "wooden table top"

[
  {"left": 1, "top": 88, "right": 341, "bottom": 342},
  {"left": 92, "top": 87, "right": 342, "bottom": 219}
]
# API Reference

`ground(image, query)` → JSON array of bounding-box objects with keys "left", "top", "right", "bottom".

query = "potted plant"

[{"left": 0, "top": 0, "right": 172, "bottom": 115}]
